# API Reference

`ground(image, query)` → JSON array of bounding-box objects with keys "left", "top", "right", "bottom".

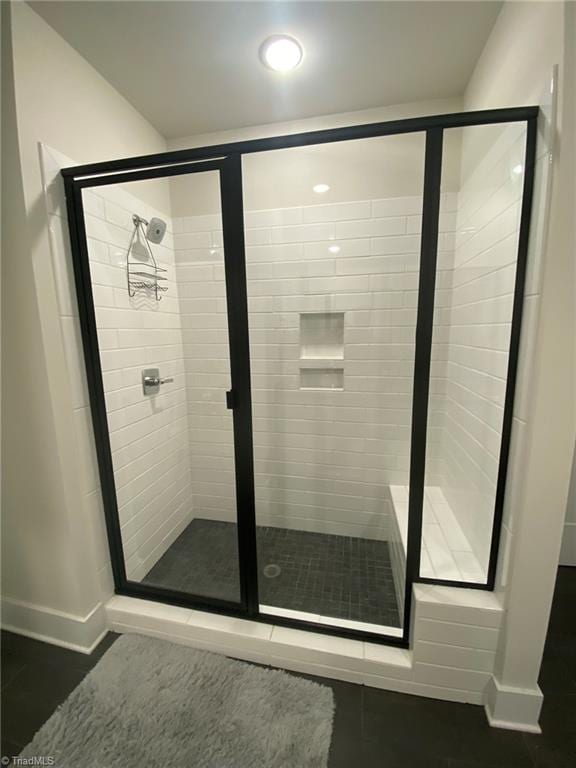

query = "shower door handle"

[{"left": 226, "top": 390, "right": 236, "bottom": 410}]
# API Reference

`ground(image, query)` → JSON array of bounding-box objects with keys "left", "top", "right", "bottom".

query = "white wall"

[
  {"left": 1, "top": 1, "right": 169, "bottom": 648},
  {"left": 462, "top": 0, "right": 574, "bottom": 730}
]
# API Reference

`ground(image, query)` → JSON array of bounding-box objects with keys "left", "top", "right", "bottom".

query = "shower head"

[
  {"left": 146, "top": 217, "right": 167, "bottom": 244},
  {"left": 132, "top": 214, "right": 167, "bottom": 244}
]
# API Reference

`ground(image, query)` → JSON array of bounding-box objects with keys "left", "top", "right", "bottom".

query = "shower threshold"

[
  {"left": 259, "top": 604, "right": 403, "bottom": 638},
  {"left": 143, "top": 519, "right": 401, "bottom": 631}
]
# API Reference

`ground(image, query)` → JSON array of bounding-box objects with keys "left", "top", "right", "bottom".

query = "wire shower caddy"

[{"left": 126, "top": 214, "right": 168, "bottom": 301}]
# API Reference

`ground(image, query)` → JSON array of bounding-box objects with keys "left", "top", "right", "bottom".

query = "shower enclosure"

[{"left": 63, "top": 106, "right": 537, "bottom": 646}]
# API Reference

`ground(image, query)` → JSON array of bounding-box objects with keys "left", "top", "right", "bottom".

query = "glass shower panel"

[
  {"left": 243, "top": 134, "right": 426, "bottom": 634},
  {"left": 423, "top": 122, "right": 528, "bottom": 583},
  {"left": 81, "top": 169, "right": 241, "bottom": 603}
]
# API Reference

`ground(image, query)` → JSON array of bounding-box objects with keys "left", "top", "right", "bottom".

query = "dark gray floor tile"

[
  {"left": 538, "top": 651, "right": 576, "bottom": 696},
  {"left": 1, "top": 660, "right": 88, "bottom": 747},
  {"left": 0, "top": 630, "right": 119, "bottom": 751},
  {"left": 362, "top": 688, "right": 460, "bottom": 758},
  {"left": 143, "top": 519, "right": 400, "bottom": 627},
  {"left": 360, "top": 740, "right": 451, "bottom": 768},
  {"left": 1, "top": 739, "right": 23, "bottom": 761},
  {"left": 552, "top": 567, "right": 576, "bottom": 596},
  {"left": 550, "top": 638, "right": 576, "bottom": 685},
  {"left": 1, "top": 631, "right": 102, "bottom": 674},
  {"left": 449, "top": 704, "right": 536, "bottom": 768},
  {"left": 445, "top": 761, "right": 529, "bottom": 768},
  {"left": 328, "top": 736, "right": 451, "bottom": 768},
  {"left": 1, "top": 650, "right": 25, "bottom": 690},
  {"left": 89, "top": 631, "right": 120, "bottom": 662},
  {"left": 523, "top": 694, "right": 576, "bottom": 768},
  {"left": 327, "top": 736, "right": 365, "bottom": 768},
  {"left": 546, "top": 601, "right": 576, "bottom": 639},
  {"left": 289, "top": 671, "right": 363, "bottom": 742}
]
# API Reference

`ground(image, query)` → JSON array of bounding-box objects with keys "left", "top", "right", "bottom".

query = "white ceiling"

[{"left": 29, "top": 1, "right": 502, "bottom": 139}]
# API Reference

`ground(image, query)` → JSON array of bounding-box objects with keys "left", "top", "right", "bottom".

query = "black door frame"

[
  {"left": 63, "top": 106, "right": 538, "bottom": 648},
  {"left": 64, "top": 157, "right": 259, "bottom": 619}
]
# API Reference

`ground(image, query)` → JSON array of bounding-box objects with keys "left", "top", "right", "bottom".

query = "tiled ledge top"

[
  {"left": 414, "top": 583, "right": 504, "bottom": 612},
  {"left": 390, "top": 485, "right": 487, "bottom": 582}
]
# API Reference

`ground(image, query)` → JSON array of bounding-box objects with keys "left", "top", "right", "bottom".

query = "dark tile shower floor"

[{"left": 144, "top": 519, "right": 400, "bottom": 628}]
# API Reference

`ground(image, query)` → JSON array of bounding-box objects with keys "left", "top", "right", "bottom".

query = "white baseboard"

[
  {"left": 484, "top": 676, "right": 543, "bottom": 733},
  {"left": 1, "top": 596, "right": 108, "bottom": 654}
]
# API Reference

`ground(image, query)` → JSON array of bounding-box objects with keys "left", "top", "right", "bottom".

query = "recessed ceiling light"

[
  {"left": 260, "top": 35, "right": 303, "bottom": 72},
  {"left": 313, "top": 184, "right": 330, "bottom": 194},
  {"left": 512, "top": 164, "right": 523, "bottom": 175},
  {"left": 328, "top": 245, "right": 341, "bottom": 254}
]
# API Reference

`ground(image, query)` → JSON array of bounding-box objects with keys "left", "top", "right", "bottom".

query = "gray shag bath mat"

[{"left": 20, "top": 633, "right": 335, "bottom": 768}]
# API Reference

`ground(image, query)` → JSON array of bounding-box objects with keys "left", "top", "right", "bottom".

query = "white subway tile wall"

[
  {"left": 173, "top": 194, "right": 457, "bottom": 546},
  {"left": 82, "top": 184, "right": 196, "bottom": 582},
  {"left": 177, "top": 208, "right": 238, "bottom": 527},
  {"left": 429, "top": 123, "right": 528, "bottom": 578}
]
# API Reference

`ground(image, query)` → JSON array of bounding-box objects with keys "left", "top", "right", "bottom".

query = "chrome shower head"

[
  {"left": 145, "top": 217, "right": 167, "bottom": 244},
  {"left": 132, "top": 214, "right": 167, "bottom": 244}
]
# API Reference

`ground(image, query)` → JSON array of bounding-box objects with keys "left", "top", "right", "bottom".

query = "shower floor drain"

[{"left": 263, "top": 563, "right": 281, "bottom": 579}]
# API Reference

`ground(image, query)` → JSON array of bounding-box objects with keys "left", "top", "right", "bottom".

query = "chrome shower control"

[{"left": 142, "top": 368, "right": 174, "bottom": 395}]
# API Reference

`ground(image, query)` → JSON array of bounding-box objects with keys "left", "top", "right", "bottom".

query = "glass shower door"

[
  {"left": 76, "top": 159, "right": 251, "bottom": 608},
  {"left": 242, "top": 133, "right": 428, "bottom": 635}
]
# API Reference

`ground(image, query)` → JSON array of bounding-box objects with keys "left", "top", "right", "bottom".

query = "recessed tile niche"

[
  {"left": 300, "top": 312, "right": 344, "bottom": 359},
  {"left": 300, "top": 367, "right": 344, "bottom": 390},
  {"left": 299, "top": 312, "right": 344, "bottom": 390}
]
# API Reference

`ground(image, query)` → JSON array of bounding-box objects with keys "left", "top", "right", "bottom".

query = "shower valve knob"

[{"left": 142, "top": 368, "right": 174, "bottom": 395}]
